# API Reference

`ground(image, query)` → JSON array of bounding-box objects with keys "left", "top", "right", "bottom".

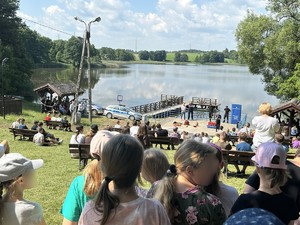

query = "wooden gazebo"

[
  {"left": 34, "top": 82, "right": 84, "bottom": 99},
  {"left": 271, "top": 98, "right": 300, "bottom": 126}
]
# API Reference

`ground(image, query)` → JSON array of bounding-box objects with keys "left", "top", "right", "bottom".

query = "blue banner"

[{"left": 231, "top": 104, "right": 242, "bottom": 125}]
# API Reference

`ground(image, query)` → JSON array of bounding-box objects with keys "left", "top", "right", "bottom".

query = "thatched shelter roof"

[{"left": 34, "top": 82, "right": 84, "bottom": 98}]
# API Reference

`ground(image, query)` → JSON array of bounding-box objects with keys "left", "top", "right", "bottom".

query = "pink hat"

[
  {"left": 90, "top": 130, "right": 116, "bottom": 158},
  {"left": 251, "top": 142, "right": 287, "bottom": 170}
]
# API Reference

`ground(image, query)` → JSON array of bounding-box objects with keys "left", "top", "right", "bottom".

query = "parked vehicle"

[
  {"left": 79, "top": 99, "right": 104, "bottom": 115},
  {"left": 104, "top": 105, "right": 142, "bottom": 120}
]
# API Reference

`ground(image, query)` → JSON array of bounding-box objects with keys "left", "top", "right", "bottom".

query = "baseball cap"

[
  {"left": 90, "top": 130, "right": 116, "bottom": 158},
  {"left": 251, "top": 142, "right": 287, "bottom": 170},
  {"left": 224, "top": 208, "right": 284, "bottom": 225},
  {"left": 0, "top": 153, "right": 44, "bottom": 182}
]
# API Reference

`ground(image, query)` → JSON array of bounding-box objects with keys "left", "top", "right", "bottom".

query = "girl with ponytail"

[
  {"left": 79, "top": 134, "right": 170, "bottom": 225},
  {"left": 154, "top": 140, "right": 226, "bottom": 225}
]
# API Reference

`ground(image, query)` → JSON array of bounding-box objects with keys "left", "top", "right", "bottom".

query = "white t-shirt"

[
  {"left": 0, "top": 144, "right": 5, "bottom": 158},
  {"left": 70, "top": 134, "right": 85, "bottom": 144},
  {"left": 2, "top": 200, "right": 43, "bottom": 225},
  {"left": 11, "top": 121, "right": 20, "bottom": 128},
  {"left": 216, "top": 182, "right": 239, "bottom": 217},
  {"left": 79, "top": 197, "right": 171, "bottom": 225},
  {"left": 239, "top": 127, "right": 252, "bottom": 136},
  {"left": 114, "top": 124, "right": 121, "bottom": 129},
  {"left": 33, "top": 133, "right": 45, "bottom": 146},
  {"left": 252, "top": 115, "right": 280, "bottom": 147},
  {"left": 202, "top": 137, "right": 210, "bottom": 143},
  {"left": 51, "top": 117, "right": 58, "bottom": 121},
  {"left": 130, "top": 126, "right": 139, "bottom": 137}
]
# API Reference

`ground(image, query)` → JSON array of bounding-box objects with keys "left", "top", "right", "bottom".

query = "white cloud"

[{"left": 19, "top": 0, "right": 268, "bottom": 50}]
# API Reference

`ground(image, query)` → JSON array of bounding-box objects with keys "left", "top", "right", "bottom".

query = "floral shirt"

[{"left": 173, "top": 186, "right": 226, "bottom": 225}]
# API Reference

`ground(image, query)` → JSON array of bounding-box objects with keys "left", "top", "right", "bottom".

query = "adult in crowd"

[
  {"left": 0, "top": 153, "right": 46, "bottom": 225},
  {"left": 154, "top": 140, "right": 226, "bottom": 225},
  {"left": 234, "top": 132, "right": 252, "bottom": 174},
  {"left": 168, "top": 127, "right": 181, "bottom": 150},
  {"left": 61, "top": 116, "right": 72, "bottom": 132},
  {"left": 187, "top": 102, "right": 194, "bottom": 120},
  {"left": 37, "top": 122, "right": 62, "bottom": 145},
  {"left": 180, "top": 103, "right": 186, "bottom": 120},
  {"left": 223, "top": 106, "right": 231, "bottom": 123},
  {"left": 155, "top": 123, "right": 168, "bottom": 149},
  {"left": 244, "top": 148, "right": 300, "bottom": 224},
  {"left": 84, "top": 124, "right": 98, "bottom": 145},
  {"left": 205, "top": 143, "right": 239, "bottom": 217},
  {"left": 70, "top": 125, "right": 85, "bottom": 145},
  {"left": 231, "top": 143, "right": 299, "bottom": 224},
  {"left": 11, "top": 118, "right": 21, "bottom": 128},
  {"left": 137, "top": 124, "right": 150, "bottom": 149},
  {"left": 31, "top": 120, "right": 39, "bottom": 130},
  {"left": 216, "top": 115, "right": 221, "bottom": 132},
  {"left": 79, "top": 135, "right": 171, "bottom": 225},
  {"left": 18, "top": 118, "right": 28, "bottom": 129},
  {"left": 33, "top": 128, "right": 47, "bottom": 146},
  {"left": 239, "top": 122, "right": 252, "bottom": 137},
  {"left": 252, "top": 102, "right": 280, "bottom": 151},
  {"left": 130, "top": 120, "right": 139, "bottom": 137}
]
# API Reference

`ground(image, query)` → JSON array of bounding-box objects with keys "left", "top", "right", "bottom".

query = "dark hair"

[
  {"left": 95, "top": 135, "right": 144, "bottom": 225},
  {"left": 38, "top": 122, "right": 43, "bottom": 126},
  {"left": 156, "top": 123, "right": 162, "bottom": 129},
  {"left": 132, "top": 120, "right": 138, "bottom": 126},
  {"left": 75, "top": 125, "right": 84, "bottom": 143},
  {"left": 239, "top": 132, "right": 248, "bottom": 141}
]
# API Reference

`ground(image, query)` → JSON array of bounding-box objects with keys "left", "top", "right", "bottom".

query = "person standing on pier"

[
  {"left": 223, "top": 106, "right": 231, "bottom": 123},
  {"left": 187, "top": 102, "right": 194, "bottom": 120},
  {"left": 180, "top": 103, "right": 186, "bottom": 120}
]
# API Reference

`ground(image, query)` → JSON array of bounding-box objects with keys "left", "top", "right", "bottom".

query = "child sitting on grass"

[
  {"left": 154, "top": 140, "right": 226, "bottom": 225},
  {"left": 0, "top": 153, "right": 46, "bottom": 225}
]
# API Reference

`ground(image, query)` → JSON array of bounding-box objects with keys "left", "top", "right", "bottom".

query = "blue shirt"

[
  {"left": 236, "top": 141, "right": 252, "bottom": 152},
  {"left": 61, "top": 175, "right": 95, "bottom": 222}
]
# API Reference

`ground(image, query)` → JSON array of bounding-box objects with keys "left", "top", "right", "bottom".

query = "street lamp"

[
  {"left": 1, "top": 58, "right": 8, "bottom": 119},
  {"left": 74, "top": 16, "right": 101, "bottom": 125}
]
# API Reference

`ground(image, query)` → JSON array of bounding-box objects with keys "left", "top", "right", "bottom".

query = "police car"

[{"left": 104, "top": 105, "right": 142, "bottom": 121}]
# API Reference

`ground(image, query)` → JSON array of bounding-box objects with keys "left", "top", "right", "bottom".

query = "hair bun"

[{"left": 169, "top": 164, "right": 177, "bottom": 174}]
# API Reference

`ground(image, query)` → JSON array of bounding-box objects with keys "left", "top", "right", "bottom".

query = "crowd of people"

[{"left": 1, "top": 102, "right": 300, "bottom": 225}]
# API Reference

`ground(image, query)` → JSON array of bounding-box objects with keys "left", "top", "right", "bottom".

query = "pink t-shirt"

[{"left": 79, "top": 197, "right": 170, "bottom": 225}]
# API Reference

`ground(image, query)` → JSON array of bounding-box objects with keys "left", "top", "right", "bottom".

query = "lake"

[{"left": 32, "top": 63, "right": 278, "bottom": 120}]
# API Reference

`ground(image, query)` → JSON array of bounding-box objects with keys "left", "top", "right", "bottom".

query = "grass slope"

[{"left": 0, "top": 102, "right": 252, "bottom": 224}]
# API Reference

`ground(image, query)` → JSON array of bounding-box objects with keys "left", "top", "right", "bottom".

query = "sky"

[{"left": 18, "top": 0, "right": 268, "bottom": 51}]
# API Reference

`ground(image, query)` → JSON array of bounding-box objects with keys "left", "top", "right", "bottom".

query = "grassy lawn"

[{"left": 0, "top": 102, "right": 253, "bottom": 224}]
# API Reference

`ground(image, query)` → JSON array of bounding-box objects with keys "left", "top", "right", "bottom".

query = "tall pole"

[
  {"left": 74, "top": 16, "right": 101, "bottom": 125},
  {"left": 86, "top": 23, "right": 92, "bottom": 124},
  {"left": 71, "top": 32, "right": 87, "bottom": 125},
  {"left": 1, "top": 58, "right": 8, "bottom": 119}
]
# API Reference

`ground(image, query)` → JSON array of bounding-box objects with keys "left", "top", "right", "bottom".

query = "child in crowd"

[
  {"left": 0, "top": 153, "right": 46, "bottom": 225},
  {"left": 141, "top": 149, "right": 170, "bottom": 198},
  {"left": 202, "top": 133, "right": 211, "bottom": 143},
  {"left": 275, "top": 133, "right": 289, "bottom": 152},
  {"left": 234, "top": 132, "right": 252, "bottom": 174},
  {"left": 33, "top": 128, "right": 46, "bottom": 146},
  {"left": 70, "top": 125, "right": 85, "bottom": 144},
  {"left": 205, "top": 143, "right": 239, "bottom": 217},
  {"left": 292, "top": 136, "right": 300, "bottom": 149},
  {"left": 212, "top": 133, "right": 220, "bottom": 143},
  {"left": 18, "top": 118, "right": 28, "bottom": 129},
  {"left": 61, "top": 116, "right": 72, "bottom": 132},
  {"left": 31, "top": 120, "right": 39, "bottom": 130},
  {"left": 230, "top": 142, "right": 299, "bottom": 224},
  {"left": 79, "top": 134, "right": 171, "bottom": 225},
  {"left": 11, "top": 118, "right": 21, "bottom": 128},
  {"left": 154, "top": 140, "right": 226, "bottom": 224},
  {"left": 44, "top": 113, "right": 51, "bottom": 121}
]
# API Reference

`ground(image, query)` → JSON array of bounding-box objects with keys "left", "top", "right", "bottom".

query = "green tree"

[
  {"left": 138, "top": 50, "right": 150, "bottom": 60},
  {"left": 236, "top": 1, "right": 300, "bottom": 100},
  {"left": 64, "top": 36, "right": 83, "bottom": 67},
  {"left": 174, "top": 52, "right": 181, "bottom": 62}
]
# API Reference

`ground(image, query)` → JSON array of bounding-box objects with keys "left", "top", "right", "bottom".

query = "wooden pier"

[{"left": 130, "top": 95, "right": 184, "bottom": 114}]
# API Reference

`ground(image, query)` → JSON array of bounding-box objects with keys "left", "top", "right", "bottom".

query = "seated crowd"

[{"left": 1, "top": 102, "right": 299, "bottom": 225}]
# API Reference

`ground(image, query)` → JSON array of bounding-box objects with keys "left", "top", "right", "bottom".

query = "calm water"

[{"left": 32, "top": 64, "right": 278, "bottom": 119}]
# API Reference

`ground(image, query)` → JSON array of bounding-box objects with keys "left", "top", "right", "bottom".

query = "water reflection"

[{"left": 32, "top": 64, "right": 278, "bottom": 119}]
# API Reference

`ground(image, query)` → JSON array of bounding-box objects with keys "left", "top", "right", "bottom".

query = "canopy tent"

[{"left": 34, "top": 82, "right": 84, "bottom": 99}]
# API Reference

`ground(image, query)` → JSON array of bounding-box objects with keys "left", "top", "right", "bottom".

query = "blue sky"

[{"left": 18, "top": 0, "right": 268, "bottom": 51}]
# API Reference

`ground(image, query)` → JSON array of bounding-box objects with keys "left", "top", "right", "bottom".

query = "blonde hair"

[
  {"left": 258, "top": 102, "right": 272, "bottom": 115},
  {"left": 259, "top": 167, "right": 288, "bottom": 188},
  {"left": 0, "top": 178, "right": 19, "bottom": 217},
  {"left": 83, "top": 159, "right": 102, "bottom": 196},
  {"left": 154, "top": 140, "right": 216, "bottom": 221},
  {"left": 141, "top": 149, "right": 170, "bottom": 183}
]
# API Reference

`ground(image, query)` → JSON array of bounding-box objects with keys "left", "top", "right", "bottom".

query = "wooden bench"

[
  {"left": 69, "top": 144, "right": 93, "bottom": 170},
  {"left": 10, "top": 128, "right": 38, "bottom": 141},
  {"left": 228, "top": 135, "right": 253, "bottom": 146},
  {"left": 149, "top": 136, "right": 182, "bottom": 149},
  {"left": 43, "top": 120, "right": 64, "bottom": 130},
  {"left": 222, "top": 149, "right": 295, "bottom": 176}
]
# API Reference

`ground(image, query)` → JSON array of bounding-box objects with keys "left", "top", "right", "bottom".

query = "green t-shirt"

[
  {"left": 173, "top": 186, "right": 226, "bottom": 225},
  {"left": 61, "top": 175, "right": 95, "bottom": 222}
]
